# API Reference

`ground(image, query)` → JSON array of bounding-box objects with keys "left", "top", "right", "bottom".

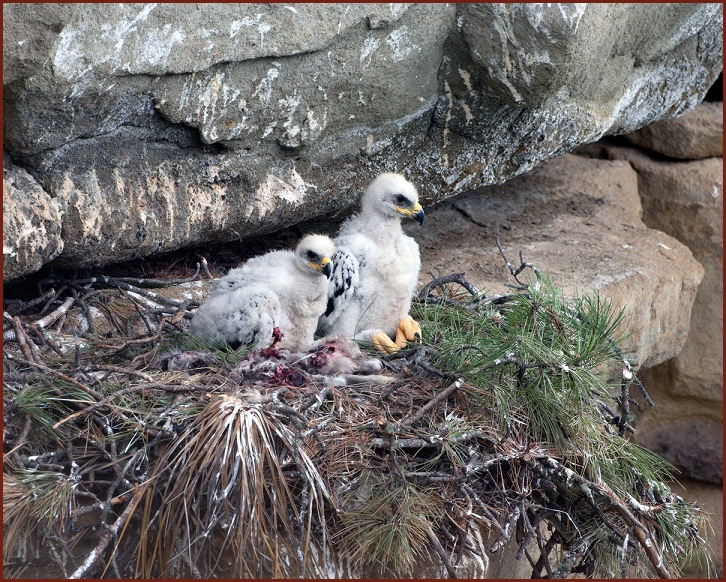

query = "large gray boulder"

[
  {"left": 3, "top": 3, "right": 722, "bottom": 279},
  {"left": 3, "top": 153, "right": 64, "bottom": 281}
]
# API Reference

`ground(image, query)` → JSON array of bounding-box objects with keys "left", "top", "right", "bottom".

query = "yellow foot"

[
  {"left": 395, "top": 316, "right": 422, "bottom": 348},
  {"left": 370, "top": 331, "right": 400, "bottom": 354}
]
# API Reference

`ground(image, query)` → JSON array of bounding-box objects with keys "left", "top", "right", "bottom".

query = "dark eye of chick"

[
  {"left": 395, "top": 194, "right": 407, "bottom": 205},
  {"left": 306, "top": 250, "right": 318, "bottom": 261}
]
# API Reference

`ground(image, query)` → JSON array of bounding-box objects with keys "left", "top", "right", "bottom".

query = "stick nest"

[{"left": 3, "top": 241, "right": 713, "bottom": 579}]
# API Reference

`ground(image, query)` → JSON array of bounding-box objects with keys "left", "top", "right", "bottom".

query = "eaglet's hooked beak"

[
  {"left": 311, "top": 256, "right": 333, "bottom": 279},
  {"left": 396, "top": 202, "right": 425, "bottom": 225}
]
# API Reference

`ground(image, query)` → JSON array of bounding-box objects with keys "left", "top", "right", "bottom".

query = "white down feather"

[
  {"left": 317, "top": 173, "right": 424, "bottom": 345},
  {"left": 191, "top": 234, "right": 335, "bottom": 351}
]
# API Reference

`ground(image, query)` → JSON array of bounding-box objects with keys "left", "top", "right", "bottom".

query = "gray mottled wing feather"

[
  {"left": 190, "top": 286, "right": 279, "bottom": 348},
  {"left": 318, "top": 249, "right": 359, "bottom": 333}
]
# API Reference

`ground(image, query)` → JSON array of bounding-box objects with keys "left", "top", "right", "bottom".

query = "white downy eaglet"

[
  {"left": 317, "top": 172, "right": 425, "bottom": 353},
  {"left": 191, "top": 234, "right": 334, "bottom": 351}
]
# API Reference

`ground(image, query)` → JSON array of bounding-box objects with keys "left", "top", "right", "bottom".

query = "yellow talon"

[
  {"left": 395, "top": 316, "right": 422, "bottom": 348},
  {"left": 371, "top": 332, "right": 400, "bottom": 354}
]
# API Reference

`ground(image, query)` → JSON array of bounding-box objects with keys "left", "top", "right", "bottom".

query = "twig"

[
  {"left": 27, "top": 324, "right": 65, "bottom": 356},
  {"left": 460, "top": 483, "right": 504, "bottom": 534},
  {"left": 72, "top": 289, "right": 97, "bottom": 336},
  {"left": 119, "top": 288, "right": 157, "bottom": 336},
  {"left": 196, "top": 254, "right": 213, "bottom": 279},
  {"left": 53, "top": 383, "right": 156, "bottom": 429},
  {"left": 38, "top": 286, "right": 68, "bottom": 317},
  {"left": 551, "top": 536, "right": 589, "bottom": 579},
  {"left": 618, "top": 370, "right": 632, "bottom": 437},
  {"left": 6, "top": 413, "right": 32, "bottom": 455},
  {"left": 4, "top": 351, "right": 103, "bottom": 400},
  {"left": 370, "top": 430, "right": 485, "bottom": 449},
  {"left": 403, "top": 471, "right": 461, "bottom": 482},
  {"left": 300, "top": 386, "right": 333, "bottom": 413},
  {"left": 426, "top": 526, "right": 457, "bottom": 578},
  {"left": 94, "top": 311, "right": 185, "bottom": 351},
  {"left": 34, "top": 296, "right": 75, "bottom": 329},
  {"left": 111, "top": 264, "right": 201, "bottom": 287},
  {"left": 4, "top": 287, "right": 58, "bottom": 315},
  {"left": 596, "top": 400, "right": 636, "bottom": 435},
  {"left": 87, "top": 365, "right": 155, "bottom": 383},
  {"left": 418, "top": 272, "right": 481, "bottom": 301},
  {"left": 411, "top": 351, "right": 460, "bottom": 382},
  {"left": 533, "top": 526, "right": 559, "bottom": 578},
  {"left": 495, "top": 229, "right": 541, "bottom": 291},
  {"left": 69, "top": 489, "right": 143, "bottom": 579},
  {"left": 44, "top": 528, "right": 70, "bottom": 577},
  {"left": 402, "top": 379, "right": 463, "bottom": 426},
  {"left": 516, "top": 504, "right": 539, "bottom": 560},
  {"left": 538, "top": 457, "right": 671, "bottom": 578},
  {"left": 54, "top": 521, "right": 80, "bottom": 571},
  {"left": 273, "top": 403, "right": 309, "bottom": 428},
  {"left": 490, "top": 502, "right": 521, "bottom": 553},
  {"left": 100, "top": 277, "right": 195, "bottom": 309},
  {"left": 592, "top": 327, "right": 654, "bottom": 407},
  {"left": 53, "top": 382, "right": 199, "bottom": 436},
  {"left": 12, "top": 316, "right": 35, "bottom": 361}
]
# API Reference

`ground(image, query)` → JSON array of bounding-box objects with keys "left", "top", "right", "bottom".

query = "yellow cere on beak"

[
  {"left": 396, "top": 204, "right": 424, "bottom": 224},
  {"left": 412, "top": 202, "right": 425, "bottom": 225},
  {"left": 396, "top": 202, "right": 425, "bottom": 224},
  {"left": 311, "top": 256, "right": 333, "bottom": 278},
  {"left": 321, "top": 257, "right": 332, "bottom": 278}
]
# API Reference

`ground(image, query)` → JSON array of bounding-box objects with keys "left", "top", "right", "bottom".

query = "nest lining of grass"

[{"left": 3, "top": 242, "right": 714, "bottom": 579}]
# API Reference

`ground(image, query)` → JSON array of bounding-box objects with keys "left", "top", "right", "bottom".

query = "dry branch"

[
  {"left": 402, "top": 378, "right": 463, "bottom": 425},
  {"left": 69, "top": 489, "right": 144, "bottom": 579},
  {"left": 34, "top": 296, "right": 75, "bottom": 330}
]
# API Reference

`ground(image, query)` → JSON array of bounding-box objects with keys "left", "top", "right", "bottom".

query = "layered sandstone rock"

[
  {"left": 574, "top": 128, "right": 723, "bottom": 485},
  {"left": 573, "top": 101, "right": 723, "bottom": 577},
  {"left": 410, "top": 153, "right": 704, "bottom": 370},
  {"left": 625, "top": 100, "right": 723, "bottom": 159}
]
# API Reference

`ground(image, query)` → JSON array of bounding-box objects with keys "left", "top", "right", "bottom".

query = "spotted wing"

[{"left": 317, "top": 249, "right": 359, "bottom": 335}]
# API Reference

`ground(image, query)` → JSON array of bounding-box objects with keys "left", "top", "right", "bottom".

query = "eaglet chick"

[
  {"left": 190, "top": 234, "right": 334, "bottom": 351},
  {"left": 317, "top": 172, "right": 424, "bottom": 353}
]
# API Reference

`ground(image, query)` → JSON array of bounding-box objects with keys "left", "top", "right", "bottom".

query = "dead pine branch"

[
  {"left": 34, "top": 296, "right": 75, "bottom": 330},
  {"left": 418, "top": 272, "right": 481, "bottom": 302},
  {"left": 4, "top": 286, "right": 58, "bottom": 316},
  {"left": 551, "top": 536, "right": 591, "bottom": 579},
  {"left": 426, "top": 525, "right": 458, "bottom": 578},
  {"left": 38, "top": 286, "right": 69, "bottom": 318},
  {"left": 12, "top": 316, "right": 35, "bottom": 362},
  {"left": 402, "top": 378, "right": 463, "bottom": 426},
  {"left": 195, "top": 254, "right": 213, "bottom": 279},
  {"left": 99, "top": 277, "right": 198, "bottom": 310},
  {"left": 495, "top": 228, "right": 541, "bottom": 291},
  {"left": 4, "top": 351, "right": 103, "bottom": 401},
  {"left": 4, "top": 297, "right": 74, "bottom": 347},
  {"left": 5, "top": 413, "right": 32, "bottom": 456},
  {"left": 110, "top": 263, "right": 201, "bottom": 287},
  {"left": 538, "top": 456, "right": 672, "bottom": 579},
  {"left": 69, "top": 489, "right": 144, "bottom": 579}
]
